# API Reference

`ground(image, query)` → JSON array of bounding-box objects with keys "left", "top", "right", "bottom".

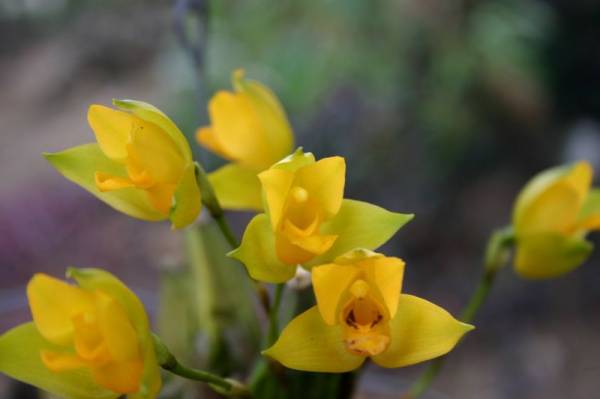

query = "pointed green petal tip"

[{"left": 226, "top": 248, "right": 239, "bottom": 259}]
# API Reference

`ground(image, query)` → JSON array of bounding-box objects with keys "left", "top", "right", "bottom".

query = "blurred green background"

[{"left": 1, "top": 0, "right": 600, "bottom": 398}]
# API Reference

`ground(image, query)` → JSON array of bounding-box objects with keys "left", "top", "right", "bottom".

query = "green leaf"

[
  {"left": 0, "top": 323, "right": 118, "bottom": 399},
  {"left": 157, "top": 268, "right": 198, "bottom": 364},
  {"left": 112, "top": 99, "right": 192, "bottom": 163},
  {"left": 514, "top": 233, "right": 593, "bottom": 279},
  {"left": 170, "top": 163, "right": 202, "bottom": 229},
  {"left": 208, "top": 163, "right": 263, "bottom": 211},
  {"left": 67, "top": 268, "right": 161, "bottom": 399},
  {"left": 306, "top": 199, "right": 414, "bottom": 267},
  {"left": 44, "top": 144, "right": 165, "bottom": 222},
  {"left": 229, "top": 214, "right": 296, "bottom": 283},
  {"left": 186, "top": 222, "right": 261, "bottom": 373}
]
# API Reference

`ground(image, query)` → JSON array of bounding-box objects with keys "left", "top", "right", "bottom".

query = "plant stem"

[
  {"left": 459, "top": 268, "right": 497, "bottom": 323},
  {"left": 194, "top": 162, "right": 271, "bottom": 314},
  {"left": 405, "top": 227, "right": 514, "bottom": 399},
  {"left": 153, "top": 334, "right": 251, "bottom": 397},
  {"left": 214, "top": 212, "right": 239, "bottom": 249},
  {"left": 267, "top": 284, "right": 284, "bottom": 345}
]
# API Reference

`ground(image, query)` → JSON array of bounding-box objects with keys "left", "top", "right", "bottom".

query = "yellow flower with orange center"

[
  {"left": 231, "top": 149, "right": 414, "bottom": 283},
  {"left": 264, "top": 249, "right": 474, "bottom": 371},
  {"left": 0, "top": 268, "right": 160, "bottom": 399},
  {"left": 45, "top": 100, "right": 201, "bottom": 228}
]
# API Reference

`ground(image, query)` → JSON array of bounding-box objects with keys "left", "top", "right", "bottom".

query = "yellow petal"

[
  {"left": 274, "top": 232, "right": 317, "bottom": 265},
  {"left": 312, "top": 263, "right": 362, "bottom": 325},
  {"left": 45, "top": 144, "right": 165, "bottom": 222},
  {"left": 196, "top": 126, "right": 231, "bottom": 161},
  {"left": 577, "top": 214, "right": 600, "bottom": 230},
  {"left": 113, "top": 99, "right": 192, "bottom": 163},
  {"left": 259, "top": 168, "right": 295, "bottom": 230},
  {"left": 72, "top": 313, "right": 110, "bottom": 364},
  {"left": 126, "top": 118, "right": 185, "bottom": 185},
  {"left": 170, "top": 163, "right": 202, "bottom": 229},
  {"left": 372, "top": 295, "right": 474, "bottom": 368},
  {"left": 513, "top": 165, "right": 568, "bottom": 226},
  {"left": 67, "top": 268, "right": 161, "bottom": 399},
  {"left": 282, "top": 214, "right": 320, "bottom": 238},
  {"left": 563, "top": 161, "right": 592, "bottom": 203},
  {"left": 514, "top": 233, "right": 593, "bottom": 279},
  {"left": 41, "top": 350, "right": 87, "bottom": 372},
  {"left": 88, "top": 105, "right": 132, "bottom": 161},
  {"left": 294, "top": 156, "right": 346, "bottom": 218},
  {"left": 92, "top": 360, "right": 143, "bottom": 394},
  {"left": 95, "top": 292, "right": 141, "bottom": 363},
  {"left": 289, "top": 233, "right": 338, "bottom": 256},
  {"left": 515, "top": 182, "right": 580, "bottom": 235},
  {"left": 208, "top": 163, "right": 263, "bottom": 211},
  {"left": 208, "top": 91, "right": 270, "bottom": 167},
  {"left": 95, "top": 172, "right": 134, "bottom": 192},
  {"left": 146, "top": 184, "right": 175, "bottom": 216},
  {"left": 232, "top": 69, "right": 294, "bottom": 165},
  {"left": 27, "top": 274, "right": 95, "bottom": 346},
  {"left": 230, "top": 214, "right": 297, "bottom": 282},
  {"left": 362, "top": 256, "right": 405, "bottom": 319},
  {"left": 513, "top": 162, "right": 592, "bottom": 235},
  {"left": 263, "top": 306, "right": 365, "bottom": 372},
  {"left": 576, "top": 188, "right": 600, "bottom": 231}
]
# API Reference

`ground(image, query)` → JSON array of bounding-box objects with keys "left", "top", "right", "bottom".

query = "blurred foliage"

[{"left": 3, "top": 0, "right": 600, "bottom": 397}]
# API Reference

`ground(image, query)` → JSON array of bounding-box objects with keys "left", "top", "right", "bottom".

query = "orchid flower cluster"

[{"left": 1, "top": 70, "right": 599, "bottom": 399}]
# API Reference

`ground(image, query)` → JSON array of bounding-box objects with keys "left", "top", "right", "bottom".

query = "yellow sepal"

[
  {"left": 208, "top": 164, "right": 263, "bottom": 211},
  {"left": 170, "top": 163, "right": 202, "bottom": 229},
  {"left": 0, "top": 323, "right": 119, "bottom": 399},
  {"left": 372, "top": 294, "right": 474, "bottom": 368},
  {"left": 514, "top": 233, "right": 593, "bottom": 279},
  {"left": 263, "top": 306, "right": 365, "bottom": 372},
  {"left": 229, "top": 214, "right": 297, "bottom": 283},
  {"left": 45, "top": 144, "right": 165, "bottom": 221}
]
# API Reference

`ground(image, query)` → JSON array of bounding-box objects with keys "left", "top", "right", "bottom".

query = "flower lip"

[{"left": 340, "top": 278, "right": 390, "bottom": 357}]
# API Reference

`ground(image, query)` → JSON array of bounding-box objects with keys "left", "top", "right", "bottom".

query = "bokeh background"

[{"left": 2, "top": 0, "right": 600, "bottom": 398}]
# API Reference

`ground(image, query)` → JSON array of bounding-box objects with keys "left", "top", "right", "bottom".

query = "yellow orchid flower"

[
  {"left": 512, "top": 160, "right": 600, "bottom": 278},
  {"left": 45, "top": 100, "right": 201, "bottom": 229},
  {"left": 230, "top": 149, "right": 414, "bottom": 283},
  {"left": 0, "top": 268, "right": 161, "bottom": 399},
  {"left": 264, "top": 249, "right": 474, "bottom": 372},
  {"left": 197, "top": 69, "right": 294, "bottom": 210}
]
